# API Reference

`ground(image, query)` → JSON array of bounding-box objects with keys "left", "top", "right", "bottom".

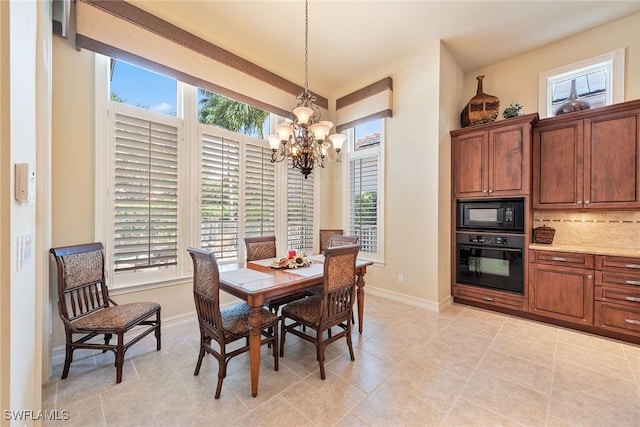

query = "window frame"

[
  {"left": 538, "top": 49, "right": 625, "bottom": 119},
  {"left": 341, "top": 118, "right": 385, "bottom": 265}
]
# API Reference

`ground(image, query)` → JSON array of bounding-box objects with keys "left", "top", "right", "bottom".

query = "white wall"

[{"left": 1, "top": 0, "right": 43, "bottom": 423}]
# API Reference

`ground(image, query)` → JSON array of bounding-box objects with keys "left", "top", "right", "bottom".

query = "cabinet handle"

[
  {"left": 625, "top": 264, "right": 640, "bottom": 269},
  {"left": 551, "top": 257, "right": 568, "bottom": 262},
  {"left": 577, "top": 201, "right": 582, "bottom": 206},
  {"left": 624, "top": 319, "right": 640, "bottom": 325},
  {"left": 488, "top": 189, "right": 493, "bottom": 193},
  {"left": 482, "top": 296, "right": 494, "bottom": 301},
  {"left": 587, "top": 275, "right": 593, "bottom": 279},
  {"left": 625, "top": 280, "right": 640, "bottom": 286},
  {"left": 584, "top": 200, "right": 590, "bottom": 205},
  {"left": 624, "top": 296, "right": 640, "bottom": 303}
]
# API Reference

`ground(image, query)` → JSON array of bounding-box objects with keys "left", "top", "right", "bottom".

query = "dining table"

[{"left": 218, "top": 254, "right": 373, "bottom": 397}]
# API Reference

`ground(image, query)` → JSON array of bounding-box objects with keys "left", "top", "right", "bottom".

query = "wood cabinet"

[
  {"left": 595, "top": 255, "right": 640, "bottom": 338},
  {"left": 529, "top": 250, "right": 594, "bottom": 326},
  {"left": 533, "top": 100, "right": 640, "bottom": 209},
  {"left": 453, "top": 283, "right": 527, "bottom": 311},
  {"left": 452, "top": 113, "right": 538, "bottom": 199}
]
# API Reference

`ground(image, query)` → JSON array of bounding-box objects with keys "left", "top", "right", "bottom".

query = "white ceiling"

[{"left": 129, "top": 1, "right": 640, "bottom": 95}]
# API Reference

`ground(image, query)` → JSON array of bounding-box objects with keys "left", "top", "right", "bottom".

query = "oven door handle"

[{"left": 458, "top": 244, "right": 522, "bottom": 253}]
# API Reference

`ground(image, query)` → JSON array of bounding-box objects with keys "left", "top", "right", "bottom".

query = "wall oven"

[
  {"left": 455, "top": 232, "right": 525, "bottom": 295},
  {"left": 457, "top": 198, "right": 524, "bottom": 232}
]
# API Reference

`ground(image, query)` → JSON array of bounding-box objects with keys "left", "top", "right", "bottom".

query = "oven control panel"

[{"left": 468, "top": 235, "right": 509, "bottom": 245}]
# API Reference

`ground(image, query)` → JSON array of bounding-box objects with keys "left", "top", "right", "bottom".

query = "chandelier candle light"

[{"left": 267, "top": 0, "right": 345, "bottom": 178}]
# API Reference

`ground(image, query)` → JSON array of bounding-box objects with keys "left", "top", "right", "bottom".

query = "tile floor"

[{"left": 42, "top": 295, "right": 640, "bottom": 426}]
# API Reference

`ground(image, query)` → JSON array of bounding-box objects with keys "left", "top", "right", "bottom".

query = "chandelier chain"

[
  {"left": 266, "top": 0, "right": 344, "bottom": 178},
  {"left": 304, "top": 0, "right": 309, "bottom": 93}
]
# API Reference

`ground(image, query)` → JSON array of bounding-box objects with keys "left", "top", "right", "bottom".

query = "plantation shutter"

[
  {"left": 201, "top": 132, "right": 241, "bottom": 260},
  {"left": 348, "top": 155, "right": 378, "bottom": 254},
  {"left": 244, "top": 143, "right": 276, "bottom": 237},
  {"left": 287, "top": 166, "right": 314, "bottom": 252},
  {"left": 113, "top": 112, "right": 179, "bottom": 272}
]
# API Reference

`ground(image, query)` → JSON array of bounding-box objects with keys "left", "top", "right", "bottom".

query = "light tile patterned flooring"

[{"left": 42, "top": 295, "right": 640, "bottom": 426}]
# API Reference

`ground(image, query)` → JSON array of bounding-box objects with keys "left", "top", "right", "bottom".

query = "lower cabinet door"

[
  {"left": 595, "top": 302, "right": 640, "bottom": 338},
  {"left": 529, "top": 263, "right": 594, "bottom": 325}
]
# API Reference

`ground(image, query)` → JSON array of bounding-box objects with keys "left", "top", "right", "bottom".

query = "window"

[
  {"left": 342, "top": 119, "right": 385, "bottom": 263},
  {"left": 112, "top": 109, "right": 180, "bottom": 273},
  {"left": 244, "top": 143, "right": 276, "bottom": 237},
  {"left": 96, "top": 56, "right": 311, "bottom": 288},
  {"left": 287, "top": 164, "right": 315, "bottom": 252},
  {"left": 110, "top": 60, "right": 177, "bottom": 116},
  {"left": 539, "top": 49, "right": 624, "bottom": 118},
  {"left": 200, "top": 130, "right": 240, "bottom": 260}
]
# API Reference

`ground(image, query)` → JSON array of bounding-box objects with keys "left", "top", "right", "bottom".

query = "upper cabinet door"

[
  {"left": 584, "top": 108, "right": 640, "bottom": 209},
  {"left": 452, "top": 113, "right": 538, "bottom": 199},
  {"left": 533, "top": 100, "right": 640, "bottom": 210},
  {"left": 453, "top": 130, "right": 488, "bottom": 198},
  {"left": 489, "top": 123, "right": 529, "bottom": 196},
  {"left": 533, "top": 119, "right": 583, "bottom": 209}
]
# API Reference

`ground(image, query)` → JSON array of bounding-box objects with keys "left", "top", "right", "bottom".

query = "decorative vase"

[
  {"left": 555, "top": 79, "right": 590, "bottom": 115},
  {"left": 461, "top": 75, "right": 500, "bottom": 128}
]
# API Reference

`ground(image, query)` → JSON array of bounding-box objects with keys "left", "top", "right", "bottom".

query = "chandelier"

[{"left": 267, "top": 0, "right": 345, "bottom": 179}]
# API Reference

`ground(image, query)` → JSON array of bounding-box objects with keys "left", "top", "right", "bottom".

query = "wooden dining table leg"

[
  {"left": 248, "top": 305, "right": 262, "bottom": 397},
  {"left": 356, "top": 271, "right": 365, "bottom": 334}
]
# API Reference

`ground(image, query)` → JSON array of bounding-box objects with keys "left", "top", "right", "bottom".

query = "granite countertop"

[{"left": 529, "top": 243, "right": 640, "bottom": 258}]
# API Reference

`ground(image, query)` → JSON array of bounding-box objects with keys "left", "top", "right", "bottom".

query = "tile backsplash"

[{"left": 533, "top": 211, "right": 640, "bottom": 249}]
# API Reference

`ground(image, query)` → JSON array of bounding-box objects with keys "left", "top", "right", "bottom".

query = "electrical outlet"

[{"left": 397, "top": 274, "right": 404, "bottom": 284}]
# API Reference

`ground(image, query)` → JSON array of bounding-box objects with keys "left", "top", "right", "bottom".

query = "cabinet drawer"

[
  {"left": 595, "top": 285, "right": 640, "bottom": 306},
  {"left": 595, "top": 302, "right": 640, "bottom": 337},
  {"left": 595, "top": 271, "right": 640, "bottom": 287},
  {"left": 595, "top": 255, "right": 640, "bottom": 273},
  {"left": 530, "top": 250, "right": 594, "bottom": 269},
  {"left": 453, "top": 285, "right": 526, "bottom": 310}
]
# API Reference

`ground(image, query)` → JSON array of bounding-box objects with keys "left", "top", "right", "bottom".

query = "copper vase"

[
  {"left": 555, "top": 79, "right": 591, "bottom": 115},
  {"left": 461, "top": 75, "right": 500, "bottom": 128}
]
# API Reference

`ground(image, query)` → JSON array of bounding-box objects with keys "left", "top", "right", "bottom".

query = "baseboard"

[{"left": 366, "top": 286, "right": 450, "bottom": 313}]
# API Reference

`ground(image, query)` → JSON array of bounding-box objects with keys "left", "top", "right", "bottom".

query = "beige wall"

[
  {"left": 48, "top": 10, "right": 640, "bottom": 351},
  {"left": 459, "top": 12, "right": 640, "bottom": 121}
]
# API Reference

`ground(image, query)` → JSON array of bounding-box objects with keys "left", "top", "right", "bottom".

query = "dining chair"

[
  {"left": 49, "top": 242, "right": 161, "bottom": 384},
  {"left": 187, "top": 247, "right": 279, "bottom": 399},
  {"left": 308, "top": 234, "right": 359, "bottom": 305},
  {"left": 279, "top": 244, "right": 361, "bottom": 379},
  {"left": 244, "top": 236, "right": 307, "bottom": 314},
  {"left": 319, "top": 229, "right": 343, "bottom": 254}
]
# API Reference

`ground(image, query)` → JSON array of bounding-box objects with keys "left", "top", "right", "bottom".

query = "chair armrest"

[{"left": 108, "top": 297, "right": 119, "bottom": 306}]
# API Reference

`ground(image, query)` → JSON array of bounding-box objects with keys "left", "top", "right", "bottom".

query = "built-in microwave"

[{"left": 456, "top": 198, "right": 524, "bottom": 232}]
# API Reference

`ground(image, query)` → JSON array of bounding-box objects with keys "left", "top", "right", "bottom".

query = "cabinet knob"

[
  {"left": 577, "top": 201, "right": 582, "bottom": 206},
  {"left": 584, "top": 200, "right": 590, "bottom": 205},
  {"left": 587, "top": 275, "right": 593, "bottom": 280},
  {"left": 488, "top": 189, "right": 493, "bottom": 193}
]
